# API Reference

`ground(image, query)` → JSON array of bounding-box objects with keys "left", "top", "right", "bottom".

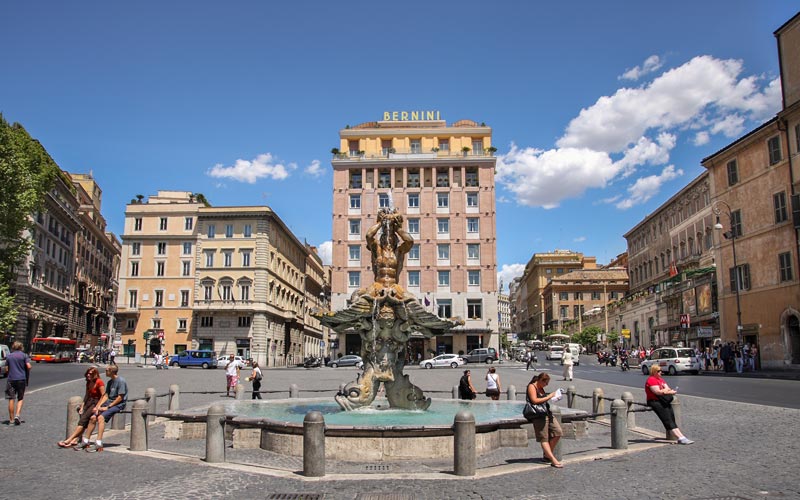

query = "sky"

[{"left": 2, "top": 1, "right": 797, "bottom": 292}]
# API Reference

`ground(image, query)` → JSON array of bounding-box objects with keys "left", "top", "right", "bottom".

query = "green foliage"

[
  {"left": 0, "top": 114, "right": 60, "bottom": 283},
  {"left": 543, "top": 329, "right": 559, "bottom": 339},
  {"left": 575, "top": 326, "right": 603, "bottom": 347},
  {"left": 192, "top": 193, "right": 211, "bottom": 207},
  {"left": 0, "top": 283, "right": 17, "bottom": 333},
  {"left": 606, "top": 329, "right": 620, "bottom": 345}
]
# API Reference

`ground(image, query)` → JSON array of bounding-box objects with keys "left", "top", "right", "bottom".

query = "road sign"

[
  {"left": 621, "top": 329, "right": 631, "bottom": 339},
  {"left": 680, "top": 314, "right": 690, "bottom": 329},
  {"left": 158, "top": 330, "right": 165, "bottom": 340}
]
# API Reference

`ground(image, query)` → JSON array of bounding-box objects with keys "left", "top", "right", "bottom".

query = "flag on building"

[{"left": 669, "top": 261, "right": 679, "bottom": 277}]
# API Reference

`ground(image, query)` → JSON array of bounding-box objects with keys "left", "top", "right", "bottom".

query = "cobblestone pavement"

[{"left": 4, "top": 362, "right": 799, "bottom": 500}]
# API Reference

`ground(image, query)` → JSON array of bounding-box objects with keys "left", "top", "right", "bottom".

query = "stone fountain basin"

[{"left": 169, "top": 398, "right": 587, "bottom": 462}]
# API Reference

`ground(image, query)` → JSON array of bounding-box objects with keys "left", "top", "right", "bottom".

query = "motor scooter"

[
  {"left": 608, "top": 353, "right": 618, "bottom": 367},
  {"left": 303, "top": 356, "right": 322, "bottom": 368},
  {"left": 620, "top": 355, "right": 629, "bottom": 371}
]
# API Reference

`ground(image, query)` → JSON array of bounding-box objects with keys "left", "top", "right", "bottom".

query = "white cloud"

[
  {"left": 497, "top": 263, "right": 525, "bottom": 292},
  {"left": 709, "top": 113, "right": 745, "bottom": 138},
  {"left": 317, "top": 240, "right": 332, "bottom": 266},
  {"left": 693, "top": 131, "right": 710, "bottom": 146},
  {"left": 619, "top": 55, "right": 663, "bottom": 81},
  {"left": 207, "top": 153, "right": 296, "bottom": 184},
  {"left": 304, "top": 159, "right": 324, "bottom": 178},
  {"left": 616, "top": 165, "right": 683, "bottom": 210},
  {"left": 573, "top": 236, "right": 586, "bottom": 242}
]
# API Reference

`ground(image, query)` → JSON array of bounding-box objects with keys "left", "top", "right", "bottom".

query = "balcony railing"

[{"left": 333, "top": 149, "right": 495, "bottom": 161}]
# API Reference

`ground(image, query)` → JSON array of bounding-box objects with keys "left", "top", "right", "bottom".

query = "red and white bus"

[{"left": 31, "top": 337, "right": 77, "bottom": 363}]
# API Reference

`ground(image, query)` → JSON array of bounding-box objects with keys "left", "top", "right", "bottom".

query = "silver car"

[
  {"left": 641, "top": 347, "right": 700, "bottom": 375},
  {"left": 419, "top": 353, "right": 465, "bottom": 369}
]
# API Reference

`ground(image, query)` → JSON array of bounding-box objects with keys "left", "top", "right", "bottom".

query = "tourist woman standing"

[
  {"left": 485, "top": 366, "right": 501, "bottom": 400},
  {"left": 526, "top": 373, "right": 564, "bottom": 468}
]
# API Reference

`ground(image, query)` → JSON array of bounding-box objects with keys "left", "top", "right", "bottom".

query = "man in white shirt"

[{"left": 225, "top": 355, "right": 242, "bottom": 397}]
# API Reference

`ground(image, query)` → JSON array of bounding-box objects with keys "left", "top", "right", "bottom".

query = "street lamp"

[{"left": 713, "top": 200, "right": 743, "bottom": 343}]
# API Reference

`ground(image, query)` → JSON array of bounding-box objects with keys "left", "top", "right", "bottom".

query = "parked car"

[
  {"left": 0, "top": 344, "right": 9, "bottom": 378},
  {"left": 640, "top": 347, "right": 700, "bottom": 375},
  {"left": 546, "top": 345, "right": 564, "bottom": 361},
  {"left": 170, "top": 350, "right": 218, "bottom": 369},
  {"left": 462, "top": 348, "right": 498, "bottom": 364},
  {"left": 420, "top": 353, "right": 465, "bottom": 369},
  {"left": 327, "top": 355, "right": 363, "bottom": 368},
  {"left": 217, "top": 355, "right": 247, "bottom": 368}
]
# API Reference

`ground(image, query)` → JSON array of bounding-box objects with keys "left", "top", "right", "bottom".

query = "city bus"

[{"left": 31, "top": 337, "right": 77, "bottom": 362}]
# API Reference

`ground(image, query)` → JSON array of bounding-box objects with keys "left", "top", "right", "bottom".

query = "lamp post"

[{"left": 713, "top": 200, "right": 743, "bottom": 343}]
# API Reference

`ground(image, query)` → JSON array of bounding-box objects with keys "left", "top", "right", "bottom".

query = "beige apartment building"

[{"left": 330, "top": 112, "right": 498, "bottom": 357}]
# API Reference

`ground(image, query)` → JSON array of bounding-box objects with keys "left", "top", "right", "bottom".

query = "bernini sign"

[{"left": 382, "top": 110, "right": 441, "bottom": 121}]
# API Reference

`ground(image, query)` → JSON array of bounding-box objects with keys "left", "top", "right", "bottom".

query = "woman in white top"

[
  {"left": 249, "top": 361, "right": 263, "bottom": 400},
  {"left": 562, "top": 349, "right": 574, "bottom": 381},
  {"left": 485, "top": 366, "right": 501, "bottom": 400}
]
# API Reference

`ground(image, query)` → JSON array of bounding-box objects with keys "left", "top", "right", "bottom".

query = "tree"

[
  {"left": 606, "top": 329, "right": 620, "bottom": 346},
  {"left": 575, "top": 326, "right": 603, "bottom": 348},
  {"left": 192, "top": 193, "right": 211, "bottom": 207},
  {"left": 0, "top": 283, "right": 17, "bottom": 335}
]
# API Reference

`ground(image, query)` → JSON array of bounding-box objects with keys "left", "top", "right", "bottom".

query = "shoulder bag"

[{"left": 522, "top": 385, "right": 549, "bottom": 421}]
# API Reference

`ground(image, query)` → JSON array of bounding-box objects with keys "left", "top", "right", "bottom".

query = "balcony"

[{"left": 332, "top": 148, "right": 496, "bottom": 162}]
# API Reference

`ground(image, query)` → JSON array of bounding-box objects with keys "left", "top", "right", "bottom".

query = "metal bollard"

[
  {"left": 611, "top": 399, "right": 628, "bottom": 449},
  {"left": 302, "top": 411, "right": 326, "bottom": 477},
  {"left": 452, "top": 385, "right": 459, "bottom": 399},
  {"left": 567, "top": 386, "right": 576, "bottom": 408},
  {"left": 668, "top": 396, "right": 682, "bottom": 441},
  {"left": 551, "top": 406, "right": 563, "bottom": 461},
  {"left": 145, "top": 388, "right": 157, "bottom": 424},
  {"left": 593, "top": 388, "right": 605, "bottom": 421},
  {"left": 169, "top": 384, "right": 180, "bottom": 411},
  {"left": 205, "top": 404, "right": 226, "bottom": 463},
  {"left": 234, "top": 384, "right": 244, "bottom": 400},
  {"left": 506, "top": 385, "right": 516, "bottom": 401},
  {"left": 453, "top": 410, "right": 476, "bottom": 476},
  {"left": 620, "top": 391, "right": 635, "bottom": 429},
  {"left": 66, "top": 396, "right": 82, "bottom": 439},
  {"left": 111, "top": 410, "right": 126, "bottom": 430},
  {"left": 290, "top": 383, "right": 299, "bottom": 398},
  {"left": 130, "top": 399, "right": 148, "bottom": 451}
]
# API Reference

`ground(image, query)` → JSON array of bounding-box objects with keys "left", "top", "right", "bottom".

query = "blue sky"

[{"left": 2, "top": 1, "right": 797, "bottom": 291}]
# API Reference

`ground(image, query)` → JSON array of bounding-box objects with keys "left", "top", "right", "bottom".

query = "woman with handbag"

[
  {"left": 485, "top": 367, "right": 501, "bottom": 400},
  {"left": 645, "top": 364, "right": 694, "bottom": 444},
  {"left": 526, "top": 373, "right": 564, "bottom": 468},
  {"left": 458, "top": 370, "right": 477, "bottom": 400}
]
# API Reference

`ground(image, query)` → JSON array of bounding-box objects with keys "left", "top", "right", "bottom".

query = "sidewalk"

[{"left": 698, "top": 367, "right": 800, "bottom": 381}]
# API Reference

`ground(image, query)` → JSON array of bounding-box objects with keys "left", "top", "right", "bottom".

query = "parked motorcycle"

[
  {"left": 303, "top": 356, "right": 322, "bottom": 368},
  {"left": 608, "top": 353, "right": 618, "bottom": 367}
]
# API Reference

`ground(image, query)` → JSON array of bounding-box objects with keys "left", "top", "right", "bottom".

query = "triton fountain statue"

[{"left": 313, "top": 208, "right": 462, "bottom": 411}]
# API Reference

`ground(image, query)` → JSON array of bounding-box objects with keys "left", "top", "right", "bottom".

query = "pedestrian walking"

[
  {"left": 525, "top": 350, "right": 534, "bottom": 371},
  {"left": 247, "top": 362, "right": 263, "bottom": 399},
  {"left": 485, "top": 366, "right": 501, "bottom": 400},
  {"left": 4, "top": 341, "right": 31, "bottom": 425},
  {"left": 562, "top": 348, "right": 574, "bottom": 381},
  {"left": 109, "top": 349, "right": 116, "bottom": 366},
  {"left": 79, "top": 365, "right": 128, "bottom": 452},
  {"left": 458, "top": 369, "right": 477, "bottom": 400},
  {"left": 526, "top": 373, "right": 564, "bottom": 468},
  {"left": 225, "top": 354, "right": 243, "bottom": 397},
  {"left": 58, "top": 367, "right": 104, "bottom": 447},
  {"left": 644, "top": 364, "right": 694, "bottom": 445}
]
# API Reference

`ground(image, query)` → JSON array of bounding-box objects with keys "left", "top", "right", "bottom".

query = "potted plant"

[
  {"left": 461, "top": 146, "right": 471, "bottom": 157},
  {"left": 487, "top": 146, "right": 497, "bottom": 155},
  {"left": 431, "top": 147, "right": 439, "bottom": 153},
  {"left": 388, "top": 147, "right": 396, "bottom": 154},
  {"left": 331, "top": 148, "right": 340, "bottom": 157},
  {"left": 357, "top": 150, "right": 365, "bottom": 157}
]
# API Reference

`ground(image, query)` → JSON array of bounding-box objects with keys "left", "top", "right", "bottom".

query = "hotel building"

[{"left": 330, "top": 112, "right": 498, "bottom": 357}]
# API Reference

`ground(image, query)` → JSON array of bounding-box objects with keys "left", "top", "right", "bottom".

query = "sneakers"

[
  {"left": 678, "top": 437, "right": 695, "bottom": 445},
  {"left": 75, "top": 442, "right": 91, "bottom": 451},
  {"left": 86, "top": 443, "right": 104, "bottom": 453},
  {"left": 13, "top": 417, "right": 21, "bottom": 426}
]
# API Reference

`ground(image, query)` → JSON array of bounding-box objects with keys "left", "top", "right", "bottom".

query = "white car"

[
  {"left": 641, "top": 347, "right": 700, "bottom": 375},
  {"left": 420, "top": 353, "right": 466, "bottom": 369},
  {"left": 545, "top": 345, "right": 564, "bottom": 361},
  {"left": 217, "top": 355, "right": 247, "bottom": 368}
]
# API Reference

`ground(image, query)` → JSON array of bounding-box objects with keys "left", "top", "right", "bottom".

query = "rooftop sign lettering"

[{"left": 382, "top": 111, "right": 441, "bottom": 121}]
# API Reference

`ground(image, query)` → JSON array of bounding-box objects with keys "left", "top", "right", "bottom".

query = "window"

[
  {"left": 407, "top": 171, "right": 420, "bottom": 188},
  {"left": 467, "top": 299, "right": 482, "bottom": 319},
  {"left": 559, "top": 292, "right": 569, "bottom": 300},
  {"left": 225, "top": 224, "right": 234, "bottom": 238},
  {"left": 221, "top": 285, "right": 232, "bottom": 301},
  {"left": 349, "top": 219, "right": 360, "bottom": 235},
  {"left": 437, "top": 192, "right": 449, "bottom": 208},
  {"left": 731, "top": 210, "right": 743, "bottom": 238},
  {"left": 468, "top": 270, "right": 480, "bottom": 286},
  {"left": 407, "top": 193, "right": 419, "bottom": 208},
  {"left": 152, "top": 318, "right": 161, "bottom": 329},
  {"left": 201, "top": 316, "right": 213, "bottom": 328},
  {"left": 348, "top": 245, "right": 360, "bottom": 261},
  {"left": 349, "top": 172, "right": 362, "bottom": 189},
  {"left": 437, "top": 244, "right": 450, "bottom": 260},
  {"left": 774, "top": 192, "right": 788, "bottom": 224},
  {"left": 467, "top": 192, "right": 478, "bottom": 207},
  {"left": 183, "top": 242, "right": 192, "bottom": 255},
  {"left": 729, "top": 263, "right": 751, "bottom": 292},
  {"left": 560, "top": 306, "right": 569, "bottom": 318},
  {"left": 438, "top": 299, "right": 452, "bottom": 318},
  {"left": 465, "top": 169, "right": 478, "bottom": 187},
  {"left": 574, "top": 292, "right": 583, "bottom": 300},
  {"left": 156, "top": 261, "right": 165, "bottom": 277},
  {"left": 204, "top": 285, "right": 213, "bottom": 301},
  {"left": 243, "top": 224, "right": 252, "bottom": 237},
  {"left": 408, "top": 218, "right": 420, "bottom": 234},
  {"left": 179, "top": 260, "right": 190, "bottom": 276},
  {"left": 436, "top": 170, "right": 449, "bottom": 187},
  {"left": 438, "top": 270, "right": 450, "bottom": 287},
  {"left": 350, "top": 194, "right": 361, "bottom": 209},
  {"left": 134, "top": 218, "right": 142, "bottom": 231},
  {"left": 408, "top": 270, "right": 420, "bottom": 287},
  {"left": 242, "top": 251, "right": 251, "bottom": 267},
  {"left": 467, "top": 244, "right": 480, "bottom": 260},
  {"left": 180, "top": 290, "right": 189, "bottom": 307},
  {"left": 726, "top": 160, "right": 738, "bottom": 186},
  {"left": 132, "top": 242, "right": 141, "bottom": 256},
  {"left": 467, "top": 218, "right": 479, "bottom": 233},
  {"left": 155, "top": 290, "right": 163, "bottom": 307},
  {"left": 378, "top": 171, "right": 391, "bottom": 188},
  {"left": 768, "top": 135, "right": 782, "bottom": 165},
  {"left": 224, "top": 251, "right": 232, "bottom": 267},
  {"left": 348, "top": 271, "right": 360, "bottom": 287},
  {"left": 205, "top": 251, "right": 214, "bottom": 267},
  {"left": 185, "top": 217, "right": 193, "bottom": 230},
  {"left": 131, "top": 261, "right": 139, "bottom": 277},
  {"left": 574, "top": 305, "right": 581, "bottom": 319},
  {"left": 241, "top": 284, "right": 250, "bottom": 301},
  {"left": 610, "top": 291, "right": 618, "bottom": 299},
  {"left": 160, "top": 217, "right": 168, "bottom": 230},
  {"left": 779, "top": 252, "right": 793, "bottom": 282},
  {"left": 207, "top": 225, "right": 216, "bottom": 238},
  {"left": 472, "top": 141, "right": 484, "bottom": 155},
  {"left": 438, "top": 139, "right": 449, "bottom": 151},
  {"left": 408, "top": 244, "right": 420, "bottom": 260},
  {"left": 437, "top": 218, "right": 449, "bottom": 234},
  {"left": 795, "top": 124, "right": 800, "bottom": 153},
  {"left": 238, "top": 316, "right": 252, "bottom": 328},
  {"left": 591, "top": 291, "right": 601, "bottom": 300},
  {"left": 178, "top": 318, "right": 187, "bottom": 331},
  {"left": 126, "top": 319, "right": 136, "bottom": 330},
  {"left": 157, "top": 242, "right": 167, "bottom": 255},
  {"left": 129, "top": 290, "right": 138, "bottom": 308},
  {"left": 410, "top": 139, "right": 421, "bottom": 154},
  {"left": 379, "top": 193, "right": 391, "bottom": 208}
]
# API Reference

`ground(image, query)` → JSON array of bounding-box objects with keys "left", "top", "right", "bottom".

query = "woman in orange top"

[{"left": 57, "top": 367, "right": 105, "bottom": 448}]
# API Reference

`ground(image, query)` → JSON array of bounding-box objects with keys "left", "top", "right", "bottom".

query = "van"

[
  {"left": 462, "top": 348, "right": 498, "bottom": 364},
  {"left": 170, "top": 350, "right": 218, "bottom": 369},
  {"left": 0, "top": 344, "right": 9, "bottom": 378}
]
